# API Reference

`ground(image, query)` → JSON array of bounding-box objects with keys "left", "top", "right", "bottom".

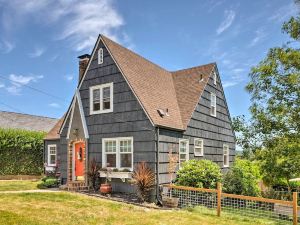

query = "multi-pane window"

[
  {"left": 179, "top": 139, "right": 189, "bottom": 167},
  {"left": 194, "top": 139, "right": 204, "bottom": 156},
  {"left": 48, "top": 145, "right": 56, "bottom": 166},
  {"left": 103, "top": 137, "right": 133, "bottom": 170},
  {"left": 104, "top": 140, "right": 117, "bottom": 167},
  {"left": 210, "top": 93, "right": 217, "bottom": 117},
  {"left": 90, "top": 83, "right": 113, "bottom": 114},
  {"left": 98, "top": 48, "right": 103, "bottom": 64},
  {"left": 223, "top": 144, "right": 230, "bottom": 167}
]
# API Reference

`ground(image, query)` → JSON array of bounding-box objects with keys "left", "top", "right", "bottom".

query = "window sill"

[
  {"left": 90, "top": 109, "right": 113, "bottom": 115},
  {"left": 99, "top": 171, "right": 132, "bottom": 182}
]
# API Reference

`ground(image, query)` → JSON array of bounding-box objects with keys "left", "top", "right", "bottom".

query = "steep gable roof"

[
  {"left": 101, "top": 35, "right": 215, "bottom": 130},
  {"left": 44, "top": 116, "right": 64, "bottom": 140},
  {"left": 61, "top": 34, "right": 216, "bottom": 132},
  {"left": 0, "top": 111, "right": 58, "bottom": 132},
  {"left": 172, "top": 63, "right": 215, "bottom": 129}
]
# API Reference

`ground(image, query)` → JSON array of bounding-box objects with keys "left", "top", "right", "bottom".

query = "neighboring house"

[
  {"left": 0, "top": 111, "right": 58, "bottom": 132},
  {"left": 44, "top": 34, "right": 235, "bottom": 196}
]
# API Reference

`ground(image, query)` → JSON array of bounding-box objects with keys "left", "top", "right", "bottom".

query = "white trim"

[
  {"left": 102, "top": 137, "right": 134, "bottom": 171},
  {"left": 59, "top": 95, "right": 75, "bottom": 134},
  {"left": 47, "top": 144, "right": 57, "bottom": 166},
  {"left": 179, "top": 139, "right": 189, "bottom": 167},
  {"left": 76, "top": 90, "right": 89, "bottom": 139},
  {"left": 89, "top": 82, "right": 113, "bottom": 115},
  {"left": 194, "top": 138, "right": 204, "bottom": 156},
  {"left": 66, "top": 92, "right": 89, "bottom": 139},
  {"left": 98, "top": 48, "right": 103, "bottom": 64},
  {"left": 223, "top": 144, "right": 230, "bottom": 168},
  {"left": 210, "top": 92, "right": 217, "bottom": 117}
]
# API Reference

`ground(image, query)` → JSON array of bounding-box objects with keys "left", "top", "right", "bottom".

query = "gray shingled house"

[{"left": 44, "top": 34, "right": 235, "bottom": 195}]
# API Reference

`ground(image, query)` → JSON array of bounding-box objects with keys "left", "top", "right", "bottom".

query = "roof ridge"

[
  {"left": 0, "top": 110, "right": 58, "bottom": 120},
  {"left": 171, "top": 62, "right": 216, "bottom": 73}
]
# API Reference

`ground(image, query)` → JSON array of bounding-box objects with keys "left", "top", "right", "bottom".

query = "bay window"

[{"left": 102, "top": 137, "right": 133, "bottom": 170}]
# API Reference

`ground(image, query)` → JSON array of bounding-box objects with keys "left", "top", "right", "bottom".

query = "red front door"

[{"left": 74, "top": 142, "right": 85, "bottom": 180}]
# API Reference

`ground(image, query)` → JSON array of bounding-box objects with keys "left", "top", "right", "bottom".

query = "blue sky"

[{"left": 0, "top": 0, "right": 298, "bottom": 119}]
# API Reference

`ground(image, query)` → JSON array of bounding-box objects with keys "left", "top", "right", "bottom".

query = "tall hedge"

[{"left": 0, "top": 128, "right": 45, "bottom": 175}]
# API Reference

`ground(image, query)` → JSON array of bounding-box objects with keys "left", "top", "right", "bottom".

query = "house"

[
  {"left": 0, "top": 111, "right": 58, "bottom": 132},
  {"left": 44, "top": 34, "right": 235, "bottom": 196}
]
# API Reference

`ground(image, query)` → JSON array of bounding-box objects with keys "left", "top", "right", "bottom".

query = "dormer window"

[
  {"left": 90, "top": 83, "right": 113, "bottom": 115},
  {"left": 98, "top": 48, "right": 103, "bottom": 64}
]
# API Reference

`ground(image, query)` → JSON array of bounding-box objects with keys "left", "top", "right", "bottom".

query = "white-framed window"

[
  {"left": 194, "top": 138, "right": 204, "bottom": 156},
  {"left": 223, "top": 144, "right": 230, "bottom": 167},
  {"left": 48, "top": 144, "right": 57, "bottom": 166},
  {"left": 98, "top": 48, "right": 103, "bottom": 64},
  {"left": 179, "top": 139, "right": 189, "bottom": 167},
  {"left": 210, "top": 93, "right": 217, "bottom": 117},
  {"left": 102, "top": 137, "right": 133, "bottom": 170},
  {"left": 213, "top": 71, "right": 217, "bottom": 85},
  {"left": 90, "top": 83, "right": 113, "bottom": 115}
]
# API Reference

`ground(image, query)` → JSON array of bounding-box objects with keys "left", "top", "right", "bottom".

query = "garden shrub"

[
  {"left": 37, "top": 177, "right": 59, "bottom": 189},
  {"left": 176, "top": 159, "right": 222, "bottom": 189},
  {"left": 0, "top": 128, "right": 45, "bottom": 175},
  {"left": 223, "top": 158, "right": 261, "bottom": 196}
]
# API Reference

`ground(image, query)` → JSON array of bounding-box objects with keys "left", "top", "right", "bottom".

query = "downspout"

[{"left": 155, "top": 126, "right": 162, "bottom": 205}]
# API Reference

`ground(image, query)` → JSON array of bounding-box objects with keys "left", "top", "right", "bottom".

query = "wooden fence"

[{"left": 162, "top": 183, "right": 299, "bottom": 225}]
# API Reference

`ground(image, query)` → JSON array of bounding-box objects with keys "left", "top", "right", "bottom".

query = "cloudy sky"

[{"left": 0, "top": 0, "right": 298, "bottom": 119}]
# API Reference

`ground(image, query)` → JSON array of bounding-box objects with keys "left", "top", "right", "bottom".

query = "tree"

[{"left": 245, "top": 13, "right": 300, "bottom": 189}]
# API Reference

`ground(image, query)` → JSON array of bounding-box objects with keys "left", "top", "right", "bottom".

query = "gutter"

[{"left": 155, "top": 126, "right": 162, "bottom": 205}]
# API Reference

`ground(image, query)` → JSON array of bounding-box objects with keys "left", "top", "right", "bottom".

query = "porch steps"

[{"left": 67, "top": 181, "right": 89, "bottom": 192}]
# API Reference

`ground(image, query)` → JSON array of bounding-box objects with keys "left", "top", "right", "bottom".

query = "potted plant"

[
  {"left": 162, "top": 148, "right": 179, "bottom": 208},
  {"left": 100, "top": 166, "right": 112, "bottom": 194}
]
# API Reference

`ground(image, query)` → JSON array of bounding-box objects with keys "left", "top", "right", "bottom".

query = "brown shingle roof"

[
  {"left": 0, "top": 111, "right": 58, "bottom": 132},
  {"left": 101, "top": 35, "right": 215, "bottom": 130},
  {"left": 44, "top": 116, "right": 64, "bottom": 140}
]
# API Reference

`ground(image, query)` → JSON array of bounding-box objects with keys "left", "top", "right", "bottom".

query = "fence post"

[
  {"left": 217, "top": 182, "right": 222, "bottom": 217},
  {"left": 293, "top": 192, "right": 298, "bottom": 225}
]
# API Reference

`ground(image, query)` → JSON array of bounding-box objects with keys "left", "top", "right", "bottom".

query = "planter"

[
  {"left": 100, "top": 183, "right": 112, "bottom": 194},
  {"left": 162, "top": 196, "right": 179, "bottom": 208},
  {"left": 99, "top": 171, "right": 132, "bottom": 182}
]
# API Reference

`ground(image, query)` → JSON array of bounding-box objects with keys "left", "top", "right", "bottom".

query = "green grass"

[
  {"left": 0, "top": 192, "right": 287, "bottom": 225},
  {"left": 0, "top": 180, "right": 41, "bottom": 191}
]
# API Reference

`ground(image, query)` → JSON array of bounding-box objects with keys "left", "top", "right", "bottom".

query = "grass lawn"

[
  {"left": 0, "top": 180, "right": 41, "bottom": 191},
  {"left": 0, "top": 192, "right": 285, "bottom": 225}
]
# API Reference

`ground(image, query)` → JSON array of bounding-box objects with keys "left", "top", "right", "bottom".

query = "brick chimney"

[{"left": 78, "top": 54, "right": 91, "bottom": 84}]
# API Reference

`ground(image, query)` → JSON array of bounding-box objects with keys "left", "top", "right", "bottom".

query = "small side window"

[
  {"left": 98, "top": 48, "right": 103, "bottom": 64},
  {"left": 179, "top": 139, "right": 189, "bottom": 167},
  {"left": 210, "top": 93, "right": 217, "bottom": 117},
  {"left": 223, "top": 144, "right": 229, "bottom": 167},
  {"left": 213, "top": 71, "right": 217, "bottom": 85},
  {"left": 194, "top": 139, "right": 204, "bottom": 156},
  {"left": 48, "top": 144, "right": 57, "bottom": 166}
]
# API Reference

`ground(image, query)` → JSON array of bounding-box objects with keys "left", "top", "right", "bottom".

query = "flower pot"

[
  {"left": 100, "top": 183, "right": 112, "bottom": 194},
  {"left": 162, "top": 196, "right": 179, "bottom": 208}
]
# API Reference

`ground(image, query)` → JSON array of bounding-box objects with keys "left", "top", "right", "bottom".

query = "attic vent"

[
  {"left": 157, "top": 109, "right": 165, "bottom": 117},
  {"left": 199, "top": 74, "right": 204, "bottom": 82}
]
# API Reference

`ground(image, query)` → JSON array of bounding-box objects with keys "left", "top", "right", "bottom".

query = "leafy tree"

[
  {"left": 223, "top": 158, "right": 261, "bottom": 196},
  {"left": 244, "top": 12, "right": 300, "bottom": 189},
  {"left": 176, "top": 160, "right": 222, "bottom": 189}
]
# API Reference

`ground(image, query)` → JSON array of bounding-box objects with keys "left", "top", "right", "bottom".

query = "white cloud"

[
  {"left": 0, "top": 82, "right": 5, "bottom": 88},
  {"left": 222, "top": 80, "right": 239, "bottom": 88},
  {"left": 249, "top": 29, "right": 267, "bottom": 47},
  {"left": 0, "top": 40, "right": 15, "bottom": 53},
  {"left": 28, "top": 47, "right": 45, "bottom": 58},
  {"left": 4, "top": 74, "right": 44, "bottom": 94},
  {"left": 216, "top": 10, "right": 236, "bottom": 35},
  {"left": 269, "top": 3, "right": 298, "bottom": 23},
  {"left": 1, "top": 0, "right": 126, "bottom": 52},
  {"left": 49, "top": 103, "right": 60, "bottom": 108},
  {"left": 64, "top": 74, "right": 74, "bottom": 81}
]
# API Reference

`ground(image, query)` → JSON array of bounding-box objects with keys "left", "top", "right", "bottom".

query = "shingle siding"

[{"left": 157, "top": 72, "right": 235, "bottom": 184}]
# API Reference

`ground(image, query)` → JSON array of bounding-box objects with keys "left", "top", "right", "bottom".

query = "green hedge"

[{"left": 0, "top": 128, "right": 45, "bottom": 175}]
